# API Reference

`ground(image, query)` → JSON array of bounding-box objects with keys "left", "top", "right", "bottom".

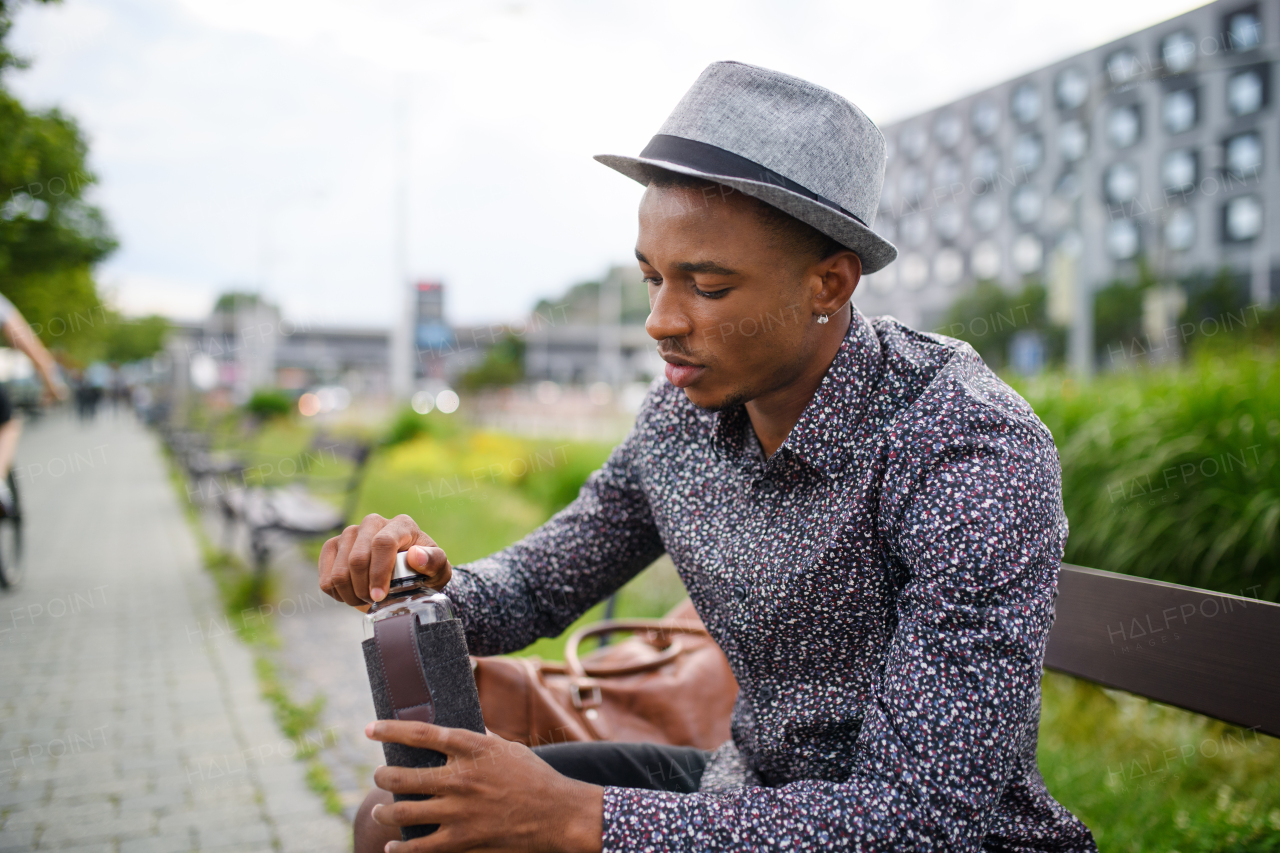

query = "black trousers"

[{"left": 532, "top": 742, "right": 710, "bottom": 793}]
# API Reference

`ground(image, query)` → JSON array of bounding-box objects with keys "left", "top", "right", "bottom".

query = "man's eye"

[
  {"left": 695, "top": 287, "right": 729, "bottom": 299},
  {"left": 643, "top": 277, "right": 662, "bottom": 287}
]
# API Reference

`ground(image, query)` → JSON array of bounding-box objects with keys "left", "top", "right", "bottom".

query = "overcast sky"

[{"left": 8, "top": 0, "right": 1206, "bottom": 327}]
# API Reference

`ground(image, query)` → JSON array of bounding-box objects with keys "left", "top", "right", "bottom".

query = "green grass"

[{"left": 1038, "top": 673, "right": 1280, "bottom": 852}]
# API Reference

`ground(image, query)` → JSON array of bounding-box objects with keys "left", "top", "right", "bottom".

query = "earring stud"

[{"left": 816, "top": 313, "right": 829, "bottom": 325}]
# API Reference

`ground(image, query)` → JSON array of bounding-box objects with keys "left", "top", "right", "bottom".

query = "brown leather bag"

[{"left": 471, "top": 600, "right": 738, "bottom": 750}]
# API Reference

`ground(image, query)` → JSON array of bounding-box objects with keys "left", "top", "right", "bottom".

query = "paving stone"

[
  {"left": 119, "top": 833, "right": 198, "bottom": 853},
  {"left": 0, "top": 826, "right": 37, "bottom": 852}
]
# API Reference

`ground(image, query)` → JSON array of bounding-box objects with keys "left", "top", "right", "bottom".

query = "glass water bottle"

[{"left": 362, "top": 551, "right": 486, "bottom": 841}]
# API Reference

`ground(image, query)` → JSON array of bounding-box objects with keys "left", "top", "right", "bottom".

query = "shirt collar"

[{"left": 710, "top": 307, "right": 883, "bottom": 480}]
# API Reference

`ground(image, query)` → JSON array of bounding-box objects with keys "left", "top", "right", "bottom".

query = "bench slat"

[{"left": 1045, "top": 564, "right": 1280, "bottom": 738}]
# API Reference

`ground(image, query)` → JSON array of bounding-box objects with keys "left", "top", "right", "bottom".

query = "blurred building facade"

[
  {"left": 166, "top": 298, "right": 391, "bottom": 406},
  {"left": 523, "top": 265, "right": 664, "bottom": 385},
  {"left": 855, "top": 0, "right": 1278, "bottom": 354}
]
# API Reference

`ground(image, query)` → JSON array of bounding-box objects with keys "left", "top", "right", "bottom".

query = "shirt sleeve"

[
  {"left": 442, "top": 403, "right": 666, "bottom": 657},
  {"left": 601, "top": 396, "right": 1075, "bottom": 851}
]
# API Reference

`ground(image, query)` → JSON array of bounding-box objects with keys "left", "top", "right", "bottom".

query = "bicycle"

[{"left": 0, "top": 470, "right": 23, "bottom": 590}]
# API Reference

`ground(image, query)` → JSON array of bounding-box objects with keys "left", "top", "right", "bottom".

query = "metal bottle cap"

[{"left": 392, "top": 550, "right": 419, "bottom": 583}]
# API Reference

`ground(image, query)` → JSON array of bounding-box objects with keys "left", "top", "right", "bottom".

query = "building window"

[
  {"left": 1162, "top": 88, "right": 1198, "bottom": 134},
  {"left": 1011, "top": 82, "right": 1041, "bottom": 124},
  {"left": 1161, "top": 30, "right": 1197, "bottom": 74},
  {"left": 971, "top": 194, "right": 1001, "bottom": 233},
  {"left": 934, "top": 248, "right": 965, "bottom": 286},
  {"left": 1162, "top": 149, "right": 1198, "bottom": 192},
  {"left": 1058, "top": 120, "right": 1088, "bottom": 162},
  {"left": 1105, "top": 162, "right": 1141, "bottom": 204},
  {"left": 1225, "top": 7, "right": 1262, "bottom": 52},
  {"left": 1106, "top": 48, "right": 1141, "bottom": 85},
  {"left": 971, "top": 99, "right": 1001, "bottom": 138},
  {"left": 899, "top": 212, "right": 929, "bottom": 247},
  {"left": 899, "top": 253, "right": 929, "bottom": 290},
  {"left": 934, "top": 111, "right": 963, "bottom": 149},
  {"left": 933, "top": 156, "right": 962, "bottom": 189},
  {"left": 1223, "top": 195, "right": 1263, "bottom": 241},
  {"left": 899, "top": 167, "right": 928, "bottom": 204},
  {"left": 971, "top": 145, "right": 1000, "bottom": 182},
  {"left": 1227, "top": 67, "right": 1267, "bottom": 116},
  {"left": 1055, "top": 67, "right": 1089, "bottom": 110},
  {"left": 901, "top": 126, "right": 928, "bottom": 160},
  {"left": 1055, "top": 171, "right": 1082, "bottom": 200},
  {"left": 1165, "top": 207, "right": 1196, "bottom": 251},
  {"left": 1013, "top": 234, "right": 1044, "bottom": 273},
  {"left": 1106, "top": 104, "right": 1142, "bottom": 148},
  {"left": 972, "top": 241, "right": 1001, "bottom": 278},
  {"left": 1012, "top": 132, "right": 1044, "bottom": 173},
  {"left": 1106, "top": 219, "right": 1141, "bottom": 259},
  {"left": 935, "top": 203, "right": 963, "bottom": 241},
  {"left": 1011, "top": 185, "right": 1043, "bottom": 224},
  {"left": 1225, "top": 130, "right": 1263, "bottom": 178}
]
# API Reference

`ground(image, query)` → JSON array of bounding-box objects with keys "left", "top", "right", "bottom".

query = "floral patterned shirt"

[{"left": 446, "top": 308, "right": 1098, "bottom": 852}]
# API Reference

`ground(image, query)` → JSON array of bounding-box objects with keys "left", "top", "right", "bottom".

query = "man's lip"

[
  {"left": 658, "top": 354, "right": 701, "bottom": 367},
  {"left": 664, "top": 362, "right": 706, "bottom": 388}
]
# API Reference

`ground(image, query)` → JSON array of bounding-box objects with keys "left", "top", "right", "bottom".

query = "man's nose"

[{"left": 645, "top": 283, "right": 693, "bottom": 342}]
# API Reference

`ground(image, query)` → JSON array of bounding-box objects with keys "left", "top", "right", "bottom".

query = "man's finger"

[
  {"left": 370, "top": 795, "right": 454, "bottom": 828},
  {"left": 372, "top": 759, "right": 495, "bottom": 796},
  {"left": 317, "top": 536, "right": 341, "bottom": 600},
  {"left": 406, "top": 538, "right": 451, "bottom": 587},
  {"left": 368, "top": 515, "right": 424, "bottom": 601},
  {"left": 365, "top": 721, "right": 490, "bottom": 757},
  {"left": 323, "top": 526, "right": 364, "bottom": 606},
  {"left": 345, "top": 513, "right": 388, "bottom": 602}
]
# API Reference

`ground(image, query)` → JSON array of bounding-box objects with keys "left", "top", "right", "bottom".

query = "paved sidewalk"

[{"left": 0, "top": 410, "right": 348, "bottom": 853}]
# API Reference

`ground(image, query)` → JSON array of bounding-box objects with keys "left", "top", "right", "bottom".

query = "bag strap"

[
  {"left": 373, "top": 613, "right": 436, "bottom": 724},
  {"left": 563, "top": 619, "right": 710, "bottom": 679}
]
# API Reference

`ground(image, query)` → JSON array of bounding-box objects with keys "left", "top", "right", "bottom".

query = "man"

[{"left": 321, "top": 62, "right": 1098, "bottom": 852}]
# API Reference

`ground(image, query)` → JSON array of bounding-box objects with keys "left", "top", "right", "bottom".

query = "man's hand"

[
  {"left": 367, "top": 721, "right": 604, "bottom": 853},
  {"left": 319, "top": 513, "right": 452, "bottom": 606}
]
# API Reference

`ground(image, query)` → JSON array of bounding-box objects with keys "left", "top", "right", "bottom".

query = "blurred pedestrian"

[{"left": 0, "top": 293, "right": 70, "bottom": 513}]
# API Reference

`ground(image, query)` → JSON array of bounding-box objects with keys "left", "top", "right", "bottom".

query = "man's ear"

[{"left": 811, "top": 251, "right": 862, "bottom": 317}]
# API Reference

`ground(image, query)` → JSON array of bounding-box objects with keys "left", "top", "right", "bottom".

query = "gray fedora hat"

[{"left": 596, "top": 61, "right": 898, "bottom": 274}]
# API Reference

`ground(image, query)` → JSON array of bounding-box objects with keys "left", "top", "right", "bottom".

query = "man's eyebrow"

[
  {"left": 634, "top": 250, "right": 737, "bottom": 277},
  {"left": 675, "top": 260, "right": 738, "bottom": 276}
]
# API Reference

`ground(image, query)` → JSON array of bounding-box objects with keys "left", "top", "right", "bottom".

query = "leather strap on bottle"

[{"left": 373, "top": 613, "right": 436, "bottom": 724}]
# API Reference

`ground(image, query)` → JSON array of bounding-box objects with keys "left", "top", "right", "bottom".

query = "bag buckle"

[{"left": 570, "top": 679, "right": 602, "bottom": 710}]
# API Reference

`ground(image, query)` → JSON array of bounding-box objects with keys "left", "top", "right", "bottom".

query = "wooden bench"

[
  {"left": 1044, "top": 564, "right": 1280, "bottom": 738},
  {"left": 219, "top": 433, "right": 372, "bottom": 582}
]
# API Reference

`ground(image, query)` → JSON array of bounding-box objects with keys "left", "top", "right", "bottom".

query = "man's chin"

[{"left": 682, "top": 385, "right": 751, "bottom": 413}]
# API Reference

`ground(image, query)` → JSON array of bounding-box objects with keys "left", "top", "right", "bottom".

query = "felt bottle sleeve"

[{"left": 363, "top": 614, "right": 486, "bottom": 841}]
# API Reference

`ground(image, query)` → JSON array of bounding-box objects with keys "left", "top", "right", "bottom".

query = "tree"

[
  {"left": 938, "top": 280, "right": 1065, "bottom": 370},
  {"left": 0, "top": 0, "right": 117, "bottom": 364},
  {"left": 460, "top": 334, "right": 525, "bottom": 390},
  {"left": 103, "top": 314, "right": 169, "bottom": 364}
]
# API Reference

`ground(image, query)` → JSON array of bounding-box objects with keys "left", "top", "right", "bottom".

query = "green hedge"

[{"left": 1014, "top": 350, "right": 1279, "bottom": 601}]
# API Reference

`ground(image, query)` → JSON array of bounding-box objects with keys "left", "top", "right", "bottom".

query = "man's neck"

[{"left": 745, "top": 307, "right": 851, "bottom": 458}]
